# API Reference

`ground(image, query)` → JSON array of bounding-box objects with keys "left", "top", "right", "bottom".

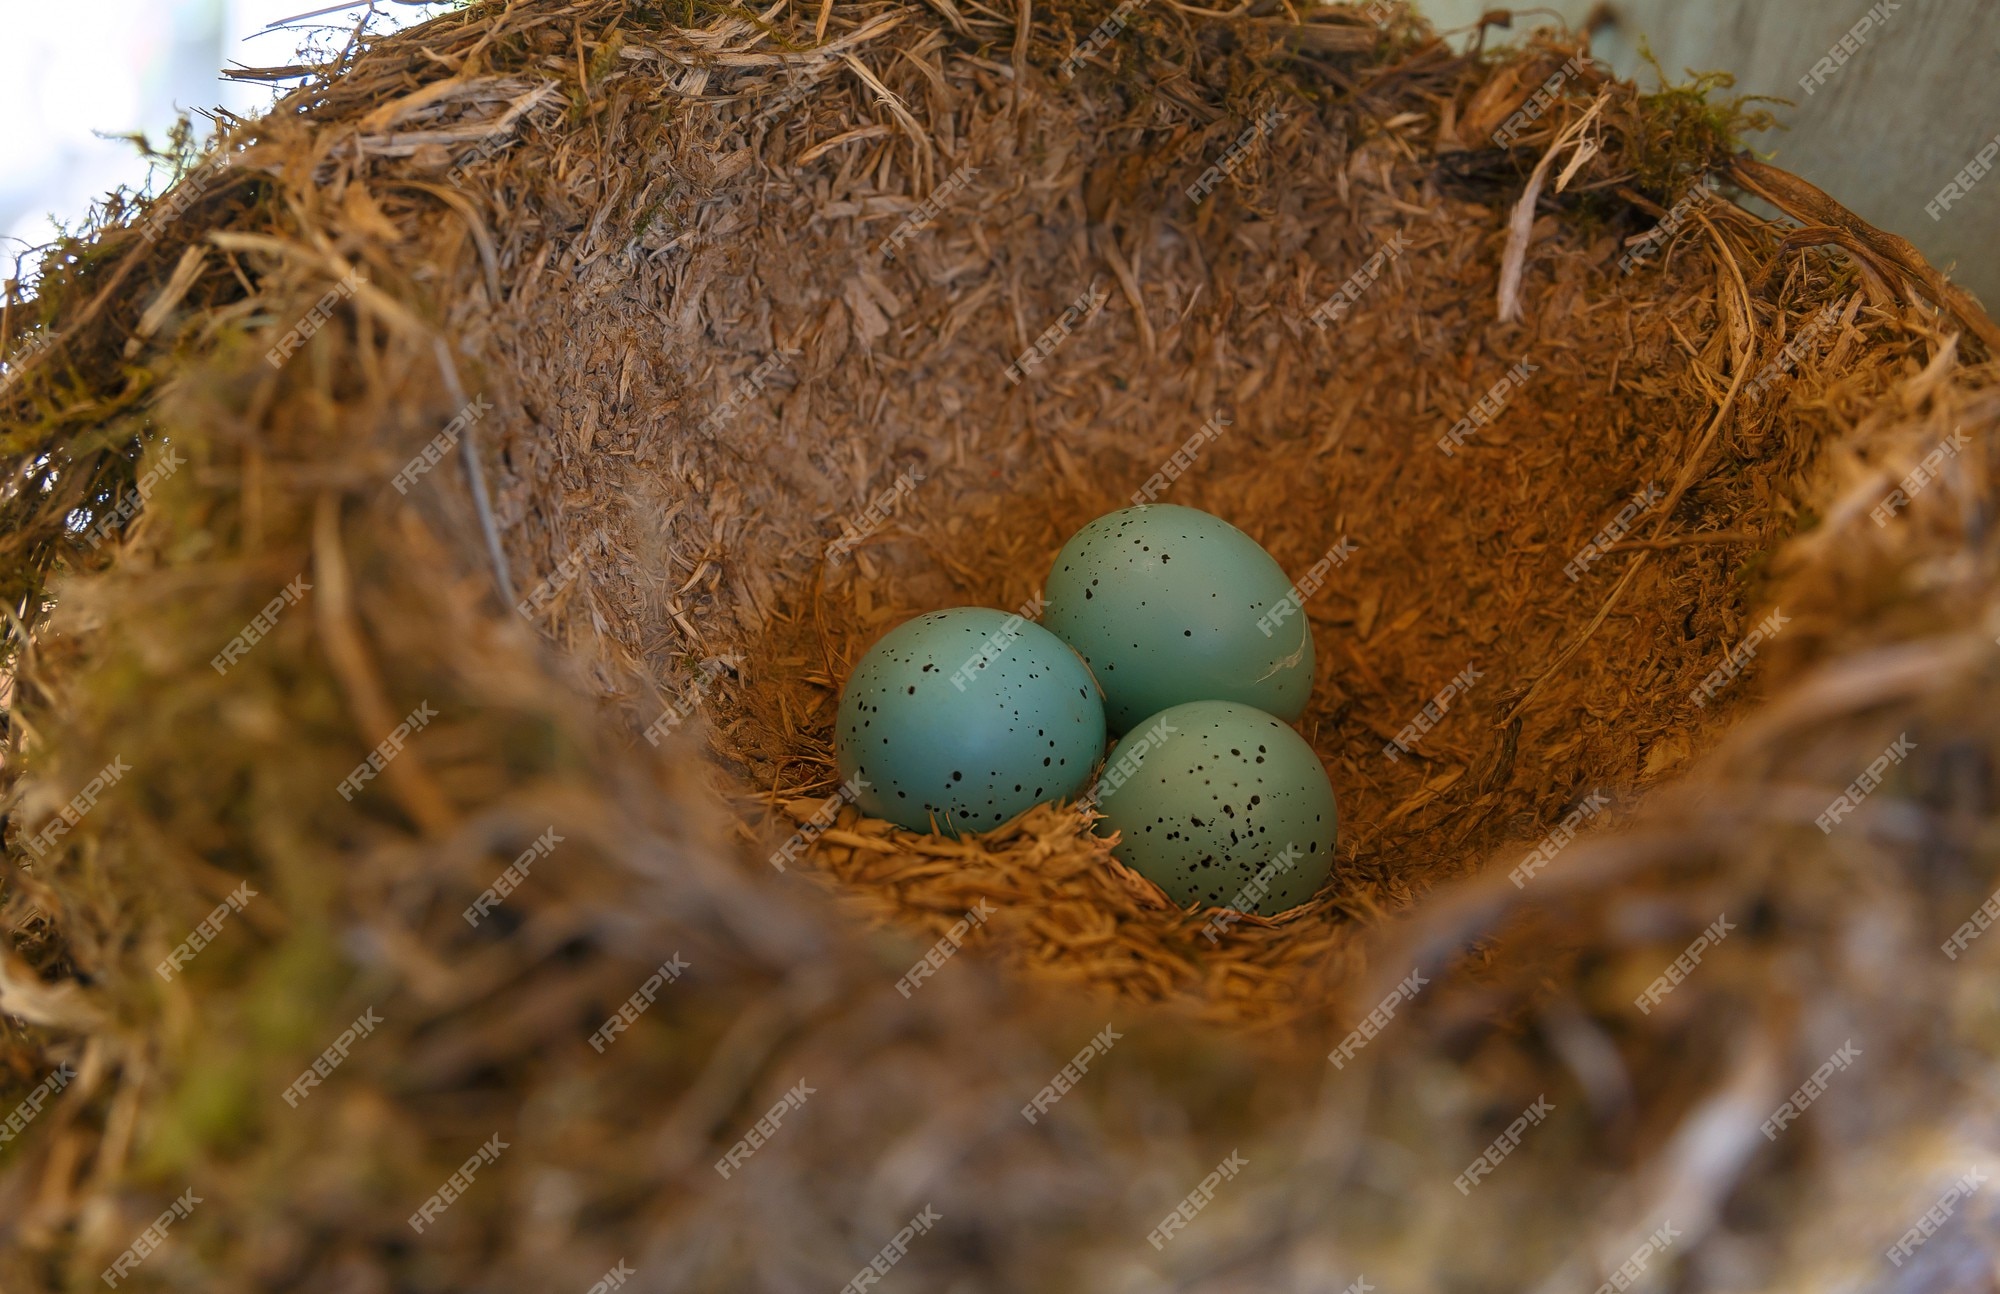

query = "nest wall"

[{"left": 0, "top": 1, "right": 1997, "bottom": 1291}]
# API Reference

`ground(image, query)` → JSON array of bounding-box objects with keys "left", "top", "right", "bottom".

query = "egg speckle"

[
  {"left": 836, "top": 608, "right": 1106, "bottom": 837},
  {"left": 1094, "top": 700, "right": 1337, "bottom": 914},
  {"left": 1042, "top": 504, "right": 1312, "bottom": 732}
]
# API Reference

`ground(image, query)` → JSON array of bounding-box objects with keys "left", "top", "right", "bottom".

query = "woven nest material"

[{"left": 1, "top": 0, "right": 1997, "bottom": 1288}]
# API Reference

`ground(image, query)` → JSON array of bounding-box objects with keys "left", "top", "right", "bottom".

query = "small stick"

[
  {"left": 432, "top": 336, "right": 516, "bottom": 607},
  {"left": 1600, "top": 530, "right": 1757, "bottom": 554}
]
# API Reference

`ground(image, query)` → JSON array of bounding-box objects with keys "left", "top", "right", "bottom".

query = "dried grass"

[{"left": 0, "top": 1, "right": 1995, "bottom": 1289}]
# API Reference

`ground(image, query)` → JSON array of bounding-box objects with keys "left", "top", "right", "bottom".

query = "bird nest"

[{"left": 1, "top": 0, "right": 1996, "bottom": 1289}]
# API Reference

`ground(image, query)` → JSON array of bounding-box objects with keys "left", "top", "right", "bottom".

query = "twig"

[
  {"left": 1496, "top": 93, "right": 1605, "bottom": 324},
  {"left": 1600, "top": 530, "right": 1757, "bottom": 554},
  {"left": 432, "top": 336, "right": 516, "bottom": 607},
  {"left": 1095, "top": 223, "right": 1154, "bottom": 356}
]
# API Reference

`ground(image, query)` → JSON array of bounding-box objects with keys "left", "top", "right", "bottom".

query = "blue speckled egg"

[
  {"left": 836, "top": 608, "right": 1106, "bottom": 837},
  {"left": 1094, "top": 700, "right": 1337, "bottom": 914},
  {"left": 1042, "top": 504, "right": 1312, "bottom": 733}
]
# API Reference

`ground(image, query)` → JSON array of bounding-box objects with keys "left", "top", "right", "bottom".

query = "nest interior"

[
  {"left": 506, "top": 15, "right": 1830, "bottom": 1034},
  {"left": 2, "top": 1, "right": 1998, "bottom": 1290}
]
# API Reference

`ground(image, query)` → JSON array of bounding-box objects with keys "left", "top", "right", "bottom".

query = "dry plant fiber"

[{"left": 0, "top": 0, "right": 1998, "bottom": 1290}]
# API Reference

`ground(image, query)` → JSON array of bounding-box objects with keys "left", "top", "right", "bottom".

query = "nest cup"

[{"left": 2, "top": 1, "right": 1998, "bottom": 1289}]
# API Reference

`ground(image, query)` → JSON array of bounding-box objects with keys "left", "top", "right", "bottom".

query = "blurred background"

[
  {"left": 0, "top": 0, "right": 430, "bottom": 264},
  {"left": 1, "top": 0, "right": 1994, "bottom": 304}
]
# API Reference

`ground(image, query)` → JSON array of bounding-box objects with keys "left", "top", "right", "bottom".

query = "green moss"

[{"left": 1629, "top": 41, "right": 1784, "bottom": 197}]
